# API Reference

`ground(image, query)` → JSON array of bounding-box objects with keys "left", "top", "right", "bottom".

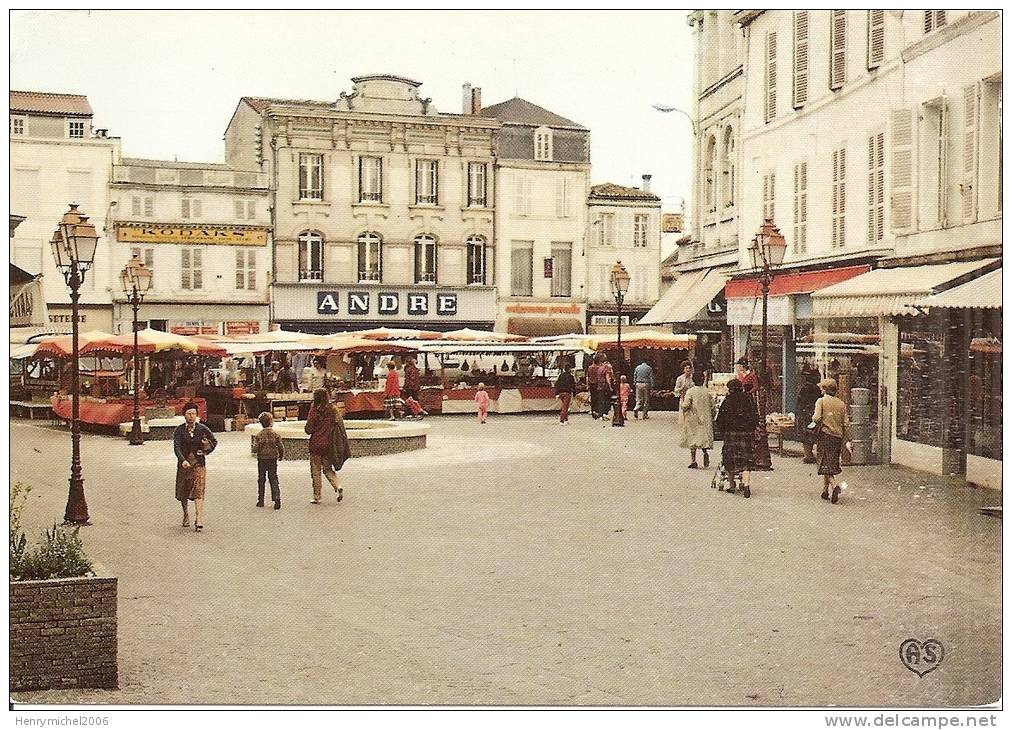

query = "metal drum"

[
  {"left": 850, "top": 388, "right": 871, "bottom": 406},
  {"left": 849, "top": 440, "right": 873, "bottom": 464},
  {"left": 849, "top": 404, "right": 872, "bottom": 423}
]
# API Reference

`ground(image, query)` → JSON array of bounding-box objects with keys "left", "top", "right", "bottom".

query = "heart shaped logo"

[{"left": 899, "top": 638, "right": 945, "bottom": 677}]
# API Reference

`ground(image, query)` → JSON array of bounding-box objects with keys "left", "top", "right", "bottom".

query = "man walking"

[{"left": 632, "top": 360, "right": 654, "bottom": 419}]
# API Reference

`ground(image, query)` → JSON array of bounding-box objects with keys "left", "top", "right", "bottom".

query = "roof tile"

[
  {"left": 589, "top": 183, "right": 660, "bottom": 201},
  {"left": 10, "top": 90, "right": 92, "bottom": 116},
  {"left": 479, "top": 97, "right": 586, "bottom": 129}
]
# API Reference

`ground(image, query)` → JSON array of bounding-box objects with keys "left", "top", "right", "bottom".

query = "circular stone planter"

[
  {"left": 245, "top": 420, "right": 429, "bottom": 459},
  {"left": 118, "top": 416, "right": 185, "bottom": 441}
]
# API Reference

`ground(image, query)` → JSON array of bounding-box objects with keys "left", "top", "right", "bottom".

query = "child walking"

[
  {"left": 619, "top": 375, "right": 632, "bottom": 420},
  {"left": 253, "top": 412, "right": 284, "bottom": 510},
  {"left": 475, "top": 383, "right": 491, "bottom": 424}
]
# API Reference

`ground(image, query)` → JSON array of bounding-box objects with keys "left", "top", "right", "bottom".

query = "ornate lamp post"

[
  {"left": 49, "top": 204, "right": 99, "bottom": 525},
  {"left": 746, "top": 219, "right": 787, "bottom": 471},
  {"left": 610, "top": 260, "right": 631, "bottom": 427},
  {"left": 119, "top": 254, "right": 154, "bottom": 446}
]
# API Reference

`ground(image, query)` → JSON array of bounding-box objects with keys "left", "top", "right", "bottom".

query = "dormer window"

[
  {"left": 68, "top": 120, "right": 85, "bottom": 139},
  {"left": 10, "top": 117, "right": 25, "bottom": 135},
  {"left": 534, "top": 126, "right": 553, "bottom": 161}
]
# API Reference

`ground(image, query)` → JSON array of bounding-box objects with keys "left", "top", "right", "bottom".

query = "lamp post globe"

[{"left": 120, "top": 254, "right": 153, "bottom": 446}]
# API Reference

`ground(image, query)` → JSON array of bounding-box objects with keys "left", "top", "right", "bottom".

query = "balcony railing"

[
  {"left": 358, "top": 271, "right": 382, "bottom": 282},
  {"left": 299, "top": 270, "right": 323, "bottom": 282}
]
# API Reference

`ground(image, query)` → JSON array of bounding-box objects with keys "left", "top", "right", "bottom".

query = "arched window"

[
  {"left": 466, "top": 235, "right": 490, "bottom": 285},
  {"left": 297, "top": 230, "right": 324, "bottom": 281},
  {"left": 721, "top": 126, "right": 736, "bottom": 209},
  {"left": 357, "top": 232, "right": 382, "bottom": 282},
  {"left": 534, "top": 126, "right": 553, "bottom": 161},
  {"left": 414, "top": 234, "right": 438, "bottom": 284},
  {"left": 703, "top": 135, "right": 717, "bottom": 213}
]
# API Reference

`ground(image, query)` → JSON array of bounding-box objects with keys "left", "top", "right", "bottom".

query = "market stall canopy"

[
  {"left": 442, "top": 328, "right": 528, "bottom": 342},
  {"left": 340, "top": 327, "right": 444, "bottom": 341},
  {"left": 32, "top": 330, "right": 115, "bottom": 359},
  {"left": 10, "top": 343, "right": 38, "bottom": 360},
  {"left": 415, "top": 341, "right": 592, "bottom": 355},
  {"left": 78, "top": 328, "right": 228, "bottom": 357},
  {"left": 812, "top": 259, "right": 999, "bottom": 317},
  {"left": 316, "top": 336, "right": 419, "bottom": 354},
  {"left": 639, "top": 267, "right": 730, "bottom": 325},
  {"left": 913, "top": 268, "right": 1002, "bottom": 309},
  {"left": 594, "top": 330, "right": 697, "bottom": 351},
  {"left": 233, "top": 329, "right": 332, "bottom": 344}
]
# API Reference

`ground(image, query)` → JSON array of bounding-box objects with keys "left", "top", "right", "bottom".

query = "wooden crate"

[{"left": 286, "top": 405, "right": 300, "bottom": 419}]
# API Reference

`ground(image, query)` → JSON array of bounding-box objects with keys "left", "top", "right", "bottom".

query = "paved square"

[{"left": 10, "top": 413, "right": 1000, "bottom": 706}]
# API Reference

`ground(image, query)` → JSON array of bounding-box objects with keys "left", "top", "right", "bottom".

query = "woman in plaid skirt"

[
  {"left": 715, "top": 378, "right": 760, "bottom": 498},
  {"left": 383, "top": 361, "right": 402, "bottom": 420}
]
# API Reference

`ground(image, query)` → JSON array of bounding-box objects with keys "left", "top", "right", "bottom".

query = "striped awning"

[
  {"left": 914, "top": 269, "right": 1002, "bottom": 309},
  {"left": 639, "top": 267, "right": 729, "bottom": 325},
  {"left": 813, "top": 259, "right": 999, "bottom": 317}
]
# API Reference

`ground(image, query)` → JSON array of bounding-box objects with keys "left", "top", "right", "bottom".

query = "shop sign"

[
  {"left": 117, "top": 225, "right": 268, "bottom": 246},
  {"left": 726, "top": 295, "right": 794, "bottom": 326},
  {"left": 316, "top": 291, "right": 458, "bottom": 317},
  {"left": 543, "top": 258, "right": 554, "bottom": 278},
  {"left": 50, "top": 314, "right": 86, "bottom": 324},
  {"left": 224, "top": 321, "right": 261, "bottom": 335},
  {"left": 505, "top": 304, "right": 581, "bottom": 314},
  {"left": 590, "top": 315, "right": 631, "bottom": 326},
  {"left": 171, "top": 323, "right": 219, "bottom": 335}
]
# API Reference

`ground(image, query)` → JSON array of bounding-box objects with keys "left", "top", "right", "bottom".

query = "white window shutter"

[
  {"left": 830, "top": 10, "right": 847, "bottom": 91},
  {"left": 765, "top": 32, "right": 777, "bottom": 122},
  {"left": 793, "top": 12, "right": 809, "bottom": 108},
  {"left": 867, "top": 10, "right": 885, "bottom": 69},
  {"left": 867, "top": 136, "right": 876, "bottom": 242},
  {"left": 962, "top": 84, "right": 979, "bottom": 223},
  {"left": 890, "top": 108, "right": 915, "bottom": 232},
  {"left": 839, "top": 148, "right": 846, "bottom": 246},
  {"left": 938, "top": 99, "right": 950, "bottom": 227}
]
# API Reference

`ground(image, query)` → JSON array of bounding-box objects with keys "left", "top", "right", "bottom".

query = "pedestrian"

[
  {"left": 301, "top": 356, "right": 328, "bottom": 393},
  {"left": 599, "top": 355, "right": 616, "bottom": 427},
  {"left": 735, "top": 357, "right": 759, "bottom": 395},
  {"left": 810, "top": 378, "right": 852, "bottom": 504},
  {"left": 714, "top": 378, "right": 759, "bottom": 498},
  {"left": 619, "top": 375, "right": 632, "bottom": 419},
  {"left": 402, "top": 357, "right": 421, "bottom": 401},
  {"left": 173, "top": 401, "right": 217, "bottom": 532},
  {"left": 475, "top": 383, "right": 491, "bottom": 424},
  {"left": 586, "top": 354, "right": 604, "bottom": 419},
  {"left": 554, "top": 365, "right": 576, "bottom": 424},
  {"left": 680, "top": 369, "right": 715, "bottom": 469},
  {"left": 253, "top": 411, "right": 284, "bottom": 510},
  {"left": 796, "top": 369, "right": 823, "bottom": 464},
  {"left": 632, "top": 359, "right": 653, "bottom": 419},
  {"left": 674, "top": 361, "right": 694, "bottom": 402},
  {"left": 304, "top": 388, "right": 346, "bottom": 504},
  {"left": 383, "top": 361, "right": 402, "bottom": 420}
]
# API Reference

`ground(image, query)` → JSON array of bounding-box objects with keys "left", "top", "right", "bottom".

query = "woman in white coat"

[{"left": 680, "top": 369, "right": 716, "bottom": 468}]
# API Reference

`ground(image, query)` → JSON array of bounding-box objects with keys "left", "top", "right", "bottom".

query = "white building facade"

[
  {"left": 585, "top": 181, "right": 661, "bottom": 334},
  {"left": 107, "top": 159, "right": 272, "bottom": 335},
  {"left": 479, "top": 97, "right": 591, "bottom": 336},
  {"left": 224, "top": 75, "right": 499, "bottom": 333},
  {"left": 734, "top": 10, "right": 1001, "bottom": 484},
  {"left": 9, "top": 91, "right": 120, "bottom": 336}
]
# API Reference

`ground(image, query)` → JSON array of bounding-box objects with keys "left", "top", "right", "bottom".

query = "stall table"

[
  {"left": 51, "top": 395, "right": 208, "bottom": 428},
  {"left": 10, "top": 401, "right": 54, "bottom": 420}
]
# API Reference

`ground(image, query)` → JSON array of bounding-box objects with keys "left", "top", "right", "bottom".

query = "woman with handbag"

[
  {"left": 810, "top": 378, "right": 852, "bottom": 504},
  {"left": 714, "top": 378, "right": 759, "bottom": 498},
  {"left": 172, "top": 401, "right": 217, "bottom": 532},
  {"left": 305, "top": 388, "right": 346, "bottom": 504}
]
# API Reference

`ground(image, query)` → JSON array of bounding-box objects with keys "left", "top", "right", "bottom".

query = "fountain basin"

[{"left": 245, "top": 419, "right": 429, "bottom": 459}]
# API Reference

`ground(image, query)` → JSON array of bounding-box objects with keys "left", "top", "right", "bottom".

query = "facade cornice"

[
  {"left": 112, "top": 220, "right": 272, "bottom": 231},
  {"left": 110, "top": 182, "right": 269, "bottom": 194},
  {"left": 267, "top": 107, "right": 499, "bottom": 132},
  {"left": 735, "top": 10, "right": 764, "bottom": 27},
  {"left": 699, "top": 66, "right": 743, "bottom": 102}
]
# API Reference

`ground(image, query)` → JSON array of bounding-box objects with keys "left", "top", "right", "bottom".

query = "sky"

[{"left": 10, "top": 9, "right": 695, "bottom": 213}]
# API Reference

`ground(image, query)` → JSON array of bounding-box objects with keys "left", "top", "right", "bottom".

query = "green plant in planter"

[{"left": 10, "top": 483, "right": 94, "bottom": 582}]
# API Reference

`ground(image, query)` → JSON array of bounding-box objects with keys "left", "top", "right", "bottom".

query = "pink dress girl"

[
  {"left": 474, "top": 384, "right": 491, "bottom": 424},
  {"left": 619, "top": 380, "right": 632, "bottom": 417}
]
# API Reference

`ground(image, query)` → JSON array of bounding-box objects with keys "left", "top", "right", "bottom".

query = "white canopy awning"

[
  {"left": 914, "top": 268, "right": 1002, "bottom": 309},
  {"left": 639, "top": 267, "right": 729, "bottom": 325},
  {"left": 812, "top": 259, "right": 998, "bottom": 317}
]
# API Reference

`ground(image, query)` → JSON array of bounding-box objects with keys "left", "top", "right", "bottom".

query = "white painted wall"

[{"left": 585, "top": 200, "right": 662, "bottom": 306}]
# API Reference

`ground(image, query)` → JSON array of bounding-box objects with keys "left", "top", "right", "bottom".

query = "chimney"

[
  {"left": 462, "top": 83, "right": 472, "bottom": 114},
  {"left": 471, "top": 87, "right": 482, "bottom": 114},
  {"left": 642, "top": 174, "right": 652, "bottom": 192}
]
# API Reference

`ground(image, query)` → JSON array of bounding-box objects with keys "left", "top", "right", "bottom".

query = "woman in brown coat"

[
  {"left": 304, "top": 388, "right": 352, "bottom": 504},
  {"left": 810, "top": 378, "right": 852, "bottom": 504}
]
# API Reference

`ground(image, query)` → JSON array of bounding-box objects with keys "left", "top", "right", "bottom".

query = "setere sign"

[{"left": 316, "top": 291, "right": 458, "bottom": 317}]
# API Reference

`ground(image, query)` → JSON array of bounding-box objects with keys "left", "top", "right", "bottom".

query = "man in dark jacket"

[{"left": 554, "top": 366, "right": 577, "bottom": 424}]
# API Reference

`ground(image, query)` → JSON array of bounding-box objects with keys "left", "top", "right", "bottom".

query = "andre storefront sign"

[{"left": 117, "top": 225, "right": 268, "bottom": 246}]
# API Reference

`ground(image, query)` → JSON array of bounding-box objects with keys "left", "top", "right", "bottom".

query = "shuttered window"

[
  {"left": 867, "top": 10, "right": 885, "bottom": 69},
  {"left": 181, "top": 248, "right": 203, "bottom": 290},
  {"left": 510, "top": 241, "right": 534, "bottom": 297},
  {"left": 830, "top": 10, "right": 847, "bottom": 91},
  {"left": 550, "top": 243, "right": 572, "bottom": 297},
  {"left": 867, "top": 132, "right": 885, "bottom": 243},
  {"left": 555, "top": 177, "right": 570, "bottom": 218},
  {"left": 793, "top": 12, "right": 809, "bottom": 108},
  {"left": 793, "top": 162, "right": 807, "bottom": 254},
  {"left": 762, "top": 172, "right": 776, "bottom": 221},
  {"left": 765, "top": 32, "right": 777, "bottom": 123},
  {"left": 923, "top": 10, "right": 947, "bottom": 34},
  {"left": 514, "top": 175, "right": 532, "bottom": 216},
  {"left": 890, "top": 108, "right": 915, "bottom": 231},
  {"left": 831, "top": 147, "right": 847, "bottom": 248},
  {"left": 962, "top": 84, "right": 979, "bottom": 223},
  {"left": 235, "top": 249, "right": 256, "bottom": 290}
]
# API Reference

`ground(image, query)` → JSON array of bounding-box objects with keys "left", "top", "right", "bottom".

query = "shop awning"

[
  {"left": 506, "top": 317, "right": 583, "bottom": 337},
  {"left": 639, "top": 267, "right": 729, "bottom": 324},
  {"left": 813, "top": 259, "right": 999, "bottom": 317},
  {"left": 914, "top": 268, "right": 1002, "bottom": 309},
  {"left": 726, "top": 265, "right": 869, "bottom": 299}
]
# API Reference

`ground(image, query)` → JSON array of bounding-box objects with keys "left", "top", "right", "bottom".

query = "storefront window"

[
  {"left": 897, "top": 316, "right": 945, "bottom": 447},
  {"left": 966, "top": 309, "right": 1001, "bottom": 460}
]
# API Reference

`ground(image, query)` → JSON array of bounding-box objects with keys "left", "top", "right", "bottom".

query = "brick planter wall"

[{"left": 9, "top": 575, "right": 118, "bottom": 692}]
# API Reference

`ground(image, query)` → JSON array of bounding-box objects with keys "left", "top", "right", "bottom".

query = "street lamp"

[
  {"left": 746, "top": 219, "right": 787, "bottom": 471},
  {"left": 49, "top": 204, "right": 99, "bottom": 525},
  {"left": 119, "top": 253, "right": 154, "bottom": 446},
  {"left": 610, "top": 260, "right": 631, "bottom": 427}
]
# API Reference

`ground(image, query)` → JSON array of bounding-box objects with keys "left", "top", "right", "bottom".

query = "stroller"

[
  {"left": 710, "top": 461, "right": 750, "bottom": 498},
  {"left": 402, "top": 396, "right": 428, "bottom": 420}
]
